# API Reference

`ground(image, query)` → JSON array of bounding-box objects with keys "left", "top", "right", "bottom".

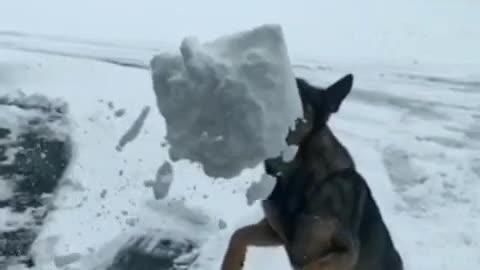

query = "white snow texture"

[
  {"left": 150, "top": 24, "right": 302, "bottom": 179},
  {"left": 0, "top": 1, "right": 479, "bottom": 269}
]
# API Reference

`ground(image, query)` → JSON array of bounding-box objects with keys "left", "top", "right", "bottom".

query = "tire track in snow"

[
  {"left": 0, "top": 31, "right": 165, "bottom": 52},
  {"left": 0, "top": 41, "right": 150, "bottom": 70},
  {"left": 0, "top": 31, "right": 156, "bottom": 70}
]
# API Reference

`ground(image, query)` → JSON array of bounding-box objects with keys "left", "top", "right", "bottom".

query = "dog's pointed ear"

[
  {"left": 295, "top": 78, "right": 316, "bottom": 122},
  {"left": 325, "top": 74, "right": 354, "bottom": 113}
]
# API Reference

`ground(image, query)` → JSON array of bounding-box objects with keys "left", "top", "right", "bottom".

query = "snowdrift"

[{"left": 150, "top": 24, "right": 302, "bottom": 179}]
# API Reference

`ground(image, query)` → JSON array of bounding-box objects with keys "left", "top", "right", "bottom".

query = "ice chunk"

[
  {"left": 152, "top": 161, "right": 174, "bottom": 200},
  {"left": 116, "top": 106, "right": 150, "bottom": 152},
  {"left": 150, "top": 24, "right": 302, "bottom": 179},
  {"left": 245, "top": 173, "right": 276, "bottom": 205}
]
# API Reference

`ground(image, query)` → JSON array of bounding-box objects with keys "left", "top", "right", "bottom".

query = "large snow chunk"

[{"left": 150, "top": 24, "right": 302, "bottom": 178}]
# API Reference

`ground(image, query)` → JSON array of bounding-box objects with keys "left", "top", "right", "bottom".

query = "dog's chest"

[{"left": 264, "top": 176, "right": 312, "bottom": 239}]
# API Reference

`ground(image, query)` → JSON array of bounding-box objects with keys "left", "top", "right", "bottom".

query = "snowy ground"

[{"left": 0, "top": 1, "right": 479, "bottom": 270}]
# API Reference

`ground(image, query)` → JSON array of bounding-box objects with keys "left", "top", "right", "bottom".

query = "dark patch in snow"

[
  {"left": 53, "top": 253, "right": 82, "bottom": 268},
  {"left": 0, "top": 127, "right": 11, "bottom": 139},
  {"left": 350, "top": 88, "right": 448, "bottom": 120},
  {"left": 396, "top": 73, "right": 480, "bottom": 89},
  {"left": 444, "top": 117, "right": 480, "bottom": 149},
  {"left": 107, "top": 233, "right": 199, "bottom": 270},
  {"left": 116, "top": 106, "right": 150, "bottom": 151},
  {"left": 471, "top": 159, "right": 480, "bottom": 178},
  {"left": 100, "top": 58, "right": 149, "bottom": 69},
  {"left": 465, "top": 118, "right": 480, "bottom": 142},
  {"left": 0, "top": 93, "right": 71, "bottom": 268},
  {"left": 415, "top": 136, "right": 467, "bottom": 149},
  {"left": 0, "top": 92, "right": 68, "bottom": 115},
  {"left": 0, "top": 229, "right": 37, "bottom": 257},
  {"left": 465, "top": 129, "right": 480, "bottom": 140},
  {"left": 448, "top": 86, "right": 480, "bottom": 94}
]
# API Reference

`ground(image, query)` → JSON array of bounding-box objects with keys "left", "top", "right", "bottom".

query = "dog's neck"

[{"left": 299, "top": 125, "right": 355, "bottom": 180}]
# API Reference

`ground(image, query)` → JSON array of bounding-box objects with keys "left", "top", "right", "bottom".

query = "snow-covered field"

[{"left": 0, "top": 1, "right": 479, "bottom": 269}]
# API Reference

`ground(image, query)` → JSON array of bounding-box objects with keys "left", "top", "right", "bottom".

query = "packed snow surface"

[
  {"left": 0, "top": 1, "right": 479, "bottom": 269},
  {"left": 0, "top": 35, "right": 479, "bottom": 270},
  {"left": 150, "top": 24, "right": 302, "bottom": 179}
]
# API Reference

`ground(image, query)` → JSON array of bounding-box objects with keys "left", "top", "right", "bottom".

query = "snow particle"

[
  {"left": 144, "top": 180, "right": 155, "bottom": 187},
  {"left": 114, "top": 109, "right": 126, "bottom": 117},
  {"left": 218, "top": 219, "right": 227, "bottom": 230},
  {"left": 100, "top": 189, "right": 107, "bottom": 199},
  {"left": 125, "top": 217, "right": 139, "bottom": 227}
]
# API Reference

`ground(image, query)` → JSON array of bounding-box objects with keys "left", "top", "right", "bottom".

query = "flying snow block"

[{"left": 150, "top": 24, "right": 302, "bottom": 178}]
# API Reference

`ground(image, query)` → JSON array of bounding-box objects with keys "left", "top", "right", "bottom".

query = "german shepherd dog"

[{"left": 221, "top": 74, "right": 403, "bottom": 270}]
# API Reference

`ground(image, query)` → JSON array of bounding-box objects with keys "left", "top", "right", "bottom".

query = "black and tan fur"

[{"left": 221, "top": 74, "right": 403, "bottom": 270}]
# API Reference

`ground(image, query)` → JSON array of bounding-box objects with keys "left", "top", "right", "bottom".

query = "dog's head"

[
  {"left": 285, "top": 74, "right": 354, "bottom": 146},
  {"left": 268, "top": 74, "right": 354, "bottom": 174}
]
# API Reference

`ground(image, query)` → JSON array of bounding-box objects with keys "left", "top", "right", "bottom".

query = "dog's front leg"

[{"left": 221, "top": 218, "right": 283, "bottom": 270}]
